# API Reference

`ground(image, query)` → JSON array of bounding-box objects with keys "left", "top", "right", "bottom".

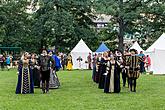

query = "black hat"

[
  {"left": 130, "top": 49, "right": 137, "bottom": 53},
  {"left": 40, "top": 48, "right": 48, "bottom": 53}
]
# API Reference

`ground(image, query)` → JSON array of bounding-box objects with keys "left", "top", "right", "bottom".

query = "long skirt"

[
  {"left": 32, "top": 68, "right": 40, "bottom": 88},
  {"left": 104, "top": 66, "right": 120, "bottom": 93},
  {"left": 98, "top": 64, "right": 106, "bottom": 89},
  {"left": 92, "top": 64, "right": 96, "bottom": 82},
  {"left": 16, "top": 67, "right": 34, "bottom": 94},
  {"left": 67, "top": 61, "right": 72, "bottom": 70},
  {"left": 49, "top": 69, "right": 60, "bottom": 89}
]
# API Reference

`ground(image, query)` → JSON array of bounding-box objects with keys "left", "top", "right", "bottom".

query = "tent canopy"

[
  {"left": 71, "top": 39, "right": 92, "bottom": 53},
  {"left": 146, "top": 33, "right": 165, "bottom": 52},
  {"left": 145, "top": 33, "right": 165, "bottom": 74},
  {"left": 71, "top": 39, "right": 92, "bottom": 69},
  {"left": 130, "top": 41, "right": 144, "bottom": 53},
  {"left": 96, "top": 42, "right": 110, "bottom": 52}
]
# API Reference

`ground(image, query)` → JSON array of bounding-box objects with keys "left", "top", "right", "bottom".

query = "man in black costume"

[{"left": 38, "top": 49, "right": 55, "bottom": 93}]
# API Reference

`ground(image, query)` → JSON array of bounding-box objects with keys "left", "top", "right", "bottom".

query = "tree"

[
  {"left": 0, "top": 0, "right": 35, "bottom": 51},
  {"left": 32, "top": 0, "right": 98, "bottom": 52},
  {"left": 94, "top": 0, "right": 165, "bottom": 51}
]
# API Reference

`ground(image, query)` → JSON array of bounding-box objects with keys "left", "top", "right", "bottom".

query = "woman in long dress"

[
  {"left": 31, "top": 54, "right": 40, "bottom": 88},
  {"left": 16, "top": 52, "right": 34, "bottom": 94},
  {"left": 48, "top": 51, "right": 60, "bottom": 89},
  {"left": 98, "top": 52, "right": 109, "bottom": 89},
  {"left": 92, "top": 54, "right": 97, "bottom": 82},
  {"left": 66, "top": 55, "right": 73, "bottom": 71},
  {"left": 95, "top": 53, "right": 102, "bottom": 83},
  {"left": 104, "top": 56, "right": 121, "bottom": 93}
]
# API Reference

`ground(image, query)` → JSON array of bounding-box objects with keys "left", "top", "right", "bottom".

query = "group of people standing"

[
  {"left": 0, "top": 54, "right": 13, "bottom": 71},
  {"left": 16, "top": 49, "right": 61, "bottom": 94},
  {"left": 92, "top": 49, "right": 146, "bottom": 93}
]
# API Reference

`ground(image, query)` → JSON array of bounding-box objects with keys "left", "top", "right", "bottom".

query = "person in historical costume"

[
  {"left": 95, "top": 53, "right": 102, "bottom": 83},
  {"left": 127, "top": 49, "right": 143, "bottom": 92},
  {"left": 66, "top": 54, "right": 73, "bottom": 71},
  {"left": 48, "top": 51, "right": 61, "bottom": 89},
  {"left": 60, "top": 54, "right": 67, "bottom": 70},
  {"left": 38, "top": 49, "right": 55, "bottom": 93},
  {"left": 31, "top": 54, "right": 40, "bottom": 88},
  {"left": 98, "top": 52, "right": 109, "bottom": 89},
  {"left": 144, "top": 55, "right": 151, "bottom": 73},
  {"left": 0, "top": 54, "right": 5, "bottom": 71},
  {"left": 92, "top": 54, "right": 97, "bottom": 82},
  {"left": 122, "top": 51, "right": 131, "bottom": 87},
  {"left": 104, "top": 55, "right": 122, "bottom": 93},
  {"left": 61, "top": 54, "right": 65, "bottom": 70},
  {"left": 87, "top": 53, "right": 92, "bottom": 70},
  {"left": 16, "top": 52, "right": 34, "bottom": 94}
]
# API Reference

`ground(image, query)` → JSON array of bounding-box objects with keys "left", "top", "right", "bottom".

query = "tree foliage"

[
  {"left": 1, "top": 0, "right": 165, "bottom": 53},
  {"left": 32, "top": 0, "right": 98, "bottom": 52},
  {"left": 94, "top": 0, "right": 165, "bottom": 51},
  {"left": 0, "top": 0, "right": 98, "bottom": 53}
]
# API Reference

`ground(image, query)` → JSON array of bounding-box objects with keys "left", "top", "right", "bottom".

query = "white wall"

[{"left": 146, "top": 49, "right": 165, "bottom": 74}]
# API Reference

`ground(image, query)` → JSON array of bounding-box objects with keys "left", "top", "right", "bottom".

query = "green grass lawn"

[{"left": 0, "top": 69, "right": 165, "bottom": 110}]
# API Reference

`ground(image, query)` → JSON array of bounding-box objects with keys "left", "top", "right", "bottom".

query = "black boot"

[
  {"left": 46, "top": 82, "right": 49, "bottom": 93},
  {"left": 42, "top": 83, "right": 45, "bottom": 94},
  {"left": 129, "top": 79, "right": 133, "bottom": 92},
  {"left": 133, "top": 79, "right": 136, "bottom": 92}
]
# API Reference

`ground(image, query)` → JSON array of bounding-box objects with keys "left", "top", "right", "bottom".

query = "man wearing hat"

[
  {"left": 38, "top": 49, "right": 55, "bottom": 93},
  {"left": 127, "top": 49, "right": 143, "bottom": 92}
]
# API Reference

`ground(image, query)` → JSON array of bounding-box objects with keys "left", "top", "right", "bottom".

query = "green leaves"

[
  {"left": 93, "top": 0, "right": 165, "bottom": 50},
  {"left": 32, "top": 0, "right": 98, "bottom": 52}
]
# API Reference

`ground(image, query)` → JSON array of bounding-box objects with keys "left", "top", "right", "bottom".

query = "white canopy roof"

[
  {"left": 146, "top": 33, "right": 165, "bottom": 52},
  {"left": 71, "top": 39, "right": 92, "bottom": 53},
  {"left": 130, "top": 41, "right": 144, "bottom": 53}
]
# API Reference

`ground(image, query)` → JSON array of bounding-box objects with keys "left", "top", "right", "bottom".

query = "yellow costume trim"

[{"left": 28, "top": 68, "right": 30, "bottom": 93}]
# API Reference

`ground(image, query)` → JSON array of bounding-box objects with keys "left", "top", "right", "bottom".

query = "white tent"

[
  {"left": 146, "top": 33, "right": 165, "bottom": 52},
  {"left": 146, "top": 33, "right": 165, "bottom": 74},
  {"left": 130, "top": 41, "right": 144, "bottom": 53},
  {"left": 71, "top": 39, "right": 92, "bottom": 69}
]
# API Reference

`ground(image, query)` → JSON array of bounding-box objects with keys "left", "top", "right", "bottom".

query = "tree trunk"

[
  {"left": 118, "top": 17, "right": 124, "bottom": 53},
  {"left": 118, "top": 0, "right": 124, "bottom": 53}
]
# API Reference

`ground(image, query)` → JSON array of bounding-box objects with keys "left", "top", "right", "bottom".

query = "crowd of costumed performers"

[
  {"left": 16, "top": 48, "right": 61, "bottom": 94},
  {"left": 92, "top": 49, "right": 143, "bottom": 93}
]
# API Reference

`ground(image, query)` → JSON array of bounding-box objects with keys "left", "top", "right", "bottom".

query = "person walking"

[
  {"left": 127, "top": 49, "right": 143, "bottom": 92},
  {"left": 38, "top": 49, "right": 55, "bottom": 93}
]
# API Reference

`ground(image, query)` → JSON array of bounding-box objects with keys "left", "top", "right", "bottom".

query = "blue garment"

[
  {"left": 6, "top": 57, "right": 10, "bottom": 64},
  {"left": 52, "top": 55, "right": 61, "bottom": 71},
  {"left": 16, "top": 60, "right": 34, "bottom": 94},
  {"left": 138, "top": 53, "right": 145, "bottom": 57}
]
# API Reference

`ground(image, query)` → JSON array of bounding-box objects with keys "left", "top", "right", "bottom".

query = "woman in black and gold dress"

[{"left": 104, "top": 52, "right": 123, "bottom": 93}]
